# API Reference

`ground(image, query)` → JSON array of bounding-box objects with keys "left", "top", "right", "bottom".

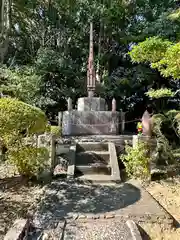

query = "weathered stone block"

[
  {"left": 62, "top": 111, "right": 119, "bottom": 135},
  {"left": 77, "top": 97, "right": 106, "bottom": 111}
]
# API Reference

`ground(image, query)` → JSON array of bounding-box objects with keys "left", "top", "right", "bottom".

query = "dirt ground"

[
  {"left": 0, "top": 162, "right": 43, "bottom": 240},
  {"left": 141, "top": 177, "right": 180, "bottom": 240}
]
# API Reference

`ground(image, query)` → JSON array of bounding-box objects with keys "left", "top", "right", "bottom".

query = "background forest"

[{"left": 0, "top": 0, "right": 180, "bottom": 133}]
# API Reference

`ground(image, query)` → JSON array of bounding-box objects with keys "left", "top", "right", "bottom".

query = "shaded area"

[
  {"left": 34, "top": 180, "right": 141, "bottom": 228},
  {"left": 0, "top": 174, "right": 43, "bottom": 240}
]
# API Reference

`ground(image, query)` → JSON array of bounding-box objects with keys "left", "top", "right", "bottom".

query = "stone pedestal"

[
  {"left": 62, "top": 110, "right": 119, "bottom": 136},
  {"left": 77, "top": 97, "right": 106, "bottom": 111}
]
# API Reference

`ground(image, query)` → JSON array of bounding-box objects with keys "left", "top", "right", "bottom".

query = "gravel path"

[
  {"left": 34, "top": 179, "right": 172, "bottom": 230},
  {"left": 64, "top": 219, "right": 132, "bottom": 240}
]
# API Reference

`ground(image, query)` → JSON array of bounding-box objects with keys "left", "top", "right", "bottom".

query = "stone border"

[
  {"left": 67, "top": 145, "right": 76, "bottom": 179},
  {"left": 4, "top": 219, "right": 31, "bottom": 240},
  {"left": 108, "top": 142, "right": 121, "bottom": 181},
  {"left": 126, "top": 220, "right": 142, "bottom": 240},
  {"left": 69, "top": 213, "right": 173, "bottom": 225}
]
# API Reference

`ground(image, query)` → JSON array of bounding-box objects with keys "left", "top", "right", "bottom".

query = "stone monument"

[
  {"left": 142, "top": 110, "right": 152, "bottom": 137},
  {"left": 61, "top": 22, "right": 123, "bottom": 136}
]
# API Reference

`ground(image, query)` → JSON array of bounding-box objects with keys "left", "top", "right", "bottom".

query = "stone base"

[
  {"left": 62, "top": 111, "right": 119, "bottom": 136},
  {"left": 77, "top": 97, "right": 107, "bottom": 111}
]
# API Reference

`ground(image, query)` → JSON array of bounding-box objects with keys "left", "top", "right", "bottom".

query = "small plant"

[
  {"left": 120, "top": 141, "right": 151, "bottom": 180},
  {"left": 50, "top": 126, "right": 61, "bottom": 136}
]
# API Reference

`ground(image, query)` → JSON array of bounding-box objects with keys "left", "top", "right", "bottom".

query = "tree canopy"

[{"left": 0, "top": 0, "right": 179, "bottom": 122}]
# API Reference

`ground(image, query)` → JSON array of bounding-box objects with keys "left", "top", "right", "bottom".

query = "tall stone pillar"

[
  {"left": 112, "top": 98, "right": 116, "bottom": 112},
  {"left": 121, "top": 110, "right": 125, "bottom": 133},
  {"left": 67, "top": 97, "right": 73, "bottom": 111}
]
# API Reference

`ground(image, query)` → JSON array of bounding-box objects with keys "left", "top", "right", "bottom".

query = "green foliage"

[
  {"left": 165, "top": 110, "right": 180, "bottom": 122},
  {"left": 151, "top": 114, "right": 175, "bottom": 165},
  {"left": 168, "top": 8, "right": 180, "bottom": 21},
  {"left": 129, "top": 37, "right": 172, "bottom": 63},
  {"left": 50, "top": 126, "right": 61, "bottom": 136},
  {"left": 0, "top": 97, "right": 48, "bottom": 177},
  {"left": 0, "top": 98, "right": 47, "bottom": 144},
  {"left": 129, "top": 37, "right": 180, "bottom": 80},
  {"left": 0, "top": 66, "right": 42, "bottom": 105},
  {"left": 175, "top": 113, "right": 180, "bottom": 136},
  {"left": 7, "top": 146, "right": 49, "bottom": 178},
  {"left": 152, "top": 43, "right": 180, "bottom": 80},
  {"left": 145, "top": 88, "right": 175, "bottom": 99},
  {"left": 120, "top": 141, "right": 150, "bottom": 180},
  {"left": 1, "top": 0, "right": 180, "bottom": 117}
]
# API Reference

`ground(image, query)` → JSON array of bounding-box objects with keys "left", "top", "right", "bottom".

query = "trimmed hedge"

[{"left": 0, "top": 97, "right": 48, "bottom": 177}]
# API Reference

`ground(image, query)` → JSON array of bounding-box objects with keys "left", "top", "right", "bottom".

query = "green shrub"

[
  {"left": 0, "top": 98, "right": 47, "bottom": 143},
  {"left": 175, "top": 113, "right": 180, "bottom": 136},
  {"left": 151, "top": 114, "right": 175, "bottom": 165},
  {"left": 120, "top": 141, "right": 151, "bottom": 180},
  {"left": 7, "top": 146, "right": 49, "bottom": 178},
  {"left": 0, "top": 97, "right": 49, "bottom": 177},
  {"left": 50, "top": 125, "right": 61, "bottom": 136}
]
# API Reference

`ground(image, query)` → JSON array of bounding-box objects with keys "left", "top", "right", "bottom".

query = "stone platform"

[{"left": 63, "top": 219, "right": 133, "bottom": 240}]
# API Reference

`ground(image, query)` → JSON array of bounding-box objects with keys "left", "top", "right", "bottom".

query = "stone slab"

[
  {"left": 126, "top": 220, "right": 142, "bottom": 240},
  {"left": 33, "top": 179, "right": 173, "bottom": 229},
  {"left": 77, "top": 97, "right": 106, "bottom": 111},
  {"left": 4, "top": 219, "right": 29, "bottom": 240},
  {"left": 64, "top": 219, "right": 132, "bottom": 240},
  {"left": 109, "top": 142, "right": 121, "bottom": 180},
  {"left": 62, "top": 111, "right": 119, "bottom": 136}
]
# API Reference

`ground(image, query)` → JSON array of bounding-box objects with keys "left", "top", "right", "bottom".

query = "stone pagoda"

[{"left": 61, "top": 23, "right": 123, "bottom": 136}]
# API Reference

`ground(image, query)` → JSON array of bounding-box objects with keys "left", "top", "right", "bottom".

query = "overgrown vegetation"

[{"left": 121, "top": 141, "right": 151, "bottom": 180}]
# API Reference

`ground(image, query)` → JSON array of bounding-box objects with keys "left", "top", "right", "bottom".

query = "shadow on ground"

[
  {"left": 34, "top": 180, "right": 141, "bottom": 228},
  {"left": 0, "top": 175, "right": 43, "bottom": 238}
]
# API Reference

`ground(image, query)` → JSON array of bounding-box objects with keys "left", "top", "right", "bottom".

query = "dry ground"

[
  {"left": 141, "top": 177, "right": 180, "bottom": 240},
  {"left": 0, "top": 162, "right": 43, "bottom": 240}
]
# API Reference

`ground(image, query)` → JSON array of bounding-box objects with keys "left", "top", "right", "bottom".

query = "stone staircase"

[{"left": 75, "top": 142, "right": 121, "bottom": 183}]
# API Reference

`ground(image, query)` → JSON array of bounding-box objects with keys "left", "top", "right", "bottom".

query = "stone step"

[
  {"left": 76, "top": 142, "right": 109, "bottom": 152},
  {"left": 76, "top": 164, "right": 111, "bottom": 175},
  {"left": 76, "top": 174, "right": 117, "bottom": 183},
  {"left": 76, "top": 151, "right": 110, "bottom": 165}
]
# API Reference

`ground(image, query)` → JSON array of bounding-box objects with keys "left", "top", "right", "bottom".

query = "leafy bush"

[
  {"left": 8, "top": 146, "right": 49, "bottom": 178},
  {"left": 120, "top": 141, "right": 151, "bottom": 180},
  {"left": 0, "top": 98, "right": 47, "bottom": 141},
  {"left": 50, "top": 126, "right": 61, "bottom": 136},
  {"left": 0, "top": 97, "right": 49, "bottom": 177},
  {"left": 175, "top": 113, "right": 180, "bottom": 136},
  {"left": 151, "top": 114, "right": 175, "bottom": 165}
]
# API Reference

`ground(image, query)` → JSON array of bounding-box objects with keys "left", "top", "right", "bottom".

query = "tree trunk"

[{"left": 0, "top": 0, "right": 12, "bottom": 63}]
